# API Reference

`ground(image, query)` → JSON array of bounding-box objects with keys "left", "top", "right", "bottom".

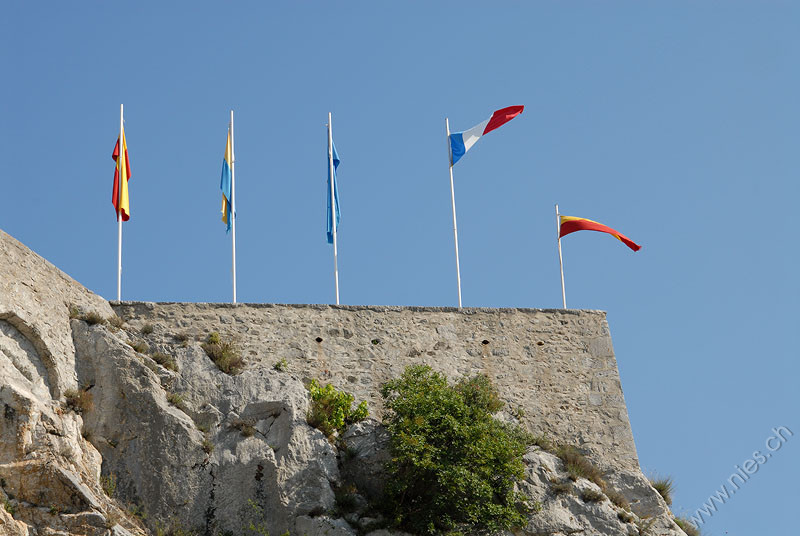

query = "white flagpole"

[
  {"left": 117, "top": 103, "right": 123, "bottom": 303},
  {"left": 445, "top": 118, "right": 463, "bottom": 309},
  {"left": 556, "top": 203, "right": 566, "bottom": 309},
  {"left": 328, "top": 112, "right": 340, "bottom": 305},
  {"left": 230, "top": 110, "right": 237, "bottom": 304}
]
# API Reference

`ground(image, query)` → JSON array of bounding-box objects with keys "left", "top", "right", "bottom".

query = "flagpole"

[
  {"left": 117, "top": 103, "right": 123, "bottom": 303},
  {"left": 556, "top": 203, "right": 566, "bottom": 309},
  {"left": 230, "top": 110, "right": 237, "bottom": 304},
  {"left": 328, "top": 112, "right": 340, "bottom": 305},
  {"left": 445, "top": 118, "right": 463, "bottom": 309}
]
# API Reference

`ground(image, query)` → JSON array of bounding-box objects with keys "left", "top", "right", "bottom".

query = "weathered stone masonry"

[{"left": 112, "top": 301, "right": 640, "bottom": 473}]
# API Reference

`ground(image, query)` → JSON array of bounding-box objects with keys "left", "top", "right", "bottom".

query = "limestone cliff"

[{"left": 0, "top": 229, "right": 688, "bottom": 536}]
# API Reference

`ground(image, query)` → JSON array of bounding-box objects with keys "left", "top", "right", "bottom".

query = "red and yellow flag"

[
  {"left": 559, "top": 215, "right": 641, "bottom": 252},
  {"left": 112, "top": 128, "right": 131, "bottom": 221}
]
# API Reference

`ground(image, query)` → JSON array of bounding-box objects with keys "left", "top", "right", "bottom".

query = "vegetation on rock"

[
  {"left": 306, "top": 379, "right": 368, "bottom": 439},
  {"left": 202, "top": 332, "right": 244, "bottom": 375},
  {"left": 650, "top": 475, "right": 674, "bottom": 505},
  {"left": 63, "top": 388, "right": 93, "bottom": 414},
  {"left": 379, "top": 365, "right": 531, "bottom": 535}
]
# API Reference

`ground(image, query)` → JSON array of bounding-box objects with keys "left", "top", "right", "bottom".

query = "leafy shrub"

[
  {"left": 580, "top": 488, "right": 605, "bottom": 503},
  {"left": 306, "top": 380, "right": 368, "bottom": 438},
  {"left": 202, "top": 332, "right": 244, "bottom": 375},
  {"left": 4, "top": 499, "right": 16, "bottom": 515},
  {"left": 650, "top": 475, "right": 674, "bottom": 506},
  {"left": 556, "top": 445, "right": 606, "bottom": 490},
  {"left": 64, "top": 388, "right": 93, "bottom": 414},
  {"left": 273, "top": 358, "right": 288, "bottom": 372},
  {"left": 674, "top": 516, "right": 700, "bottom": 536},
  {"left": 379, "top": 365, "right": 530, "bottom": 535},
  {"left": 151, "top": 352, "right": 178, "bottom": 372},
  {"left": 141, "top": 323, "right": 154, "bottom": 335}
]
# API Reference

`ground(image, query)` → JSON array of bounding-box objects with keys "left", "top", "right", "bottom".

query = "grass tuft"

[
  {"left": 580, "top": 488, "right": 605, "bottom": 503},
  {"left": 82, "top": 312, "right": 106, "bottom": 325},
  {"left": 649, "top": 475, "right": 674, "bottom": 506},
  {"left": 167, "top": 392, "right": 187, "bottom": 411},
  {"left": 107, "top": 315, "right": 125, "bottom": 330},
  {"left": 129, "top": 340, "right": 149, "bottom": 354},
  {"left": 231, "top": 419, "right": 255, "bottom": 437},
  {"left": 617, "top": 510, "right": 634, "bottom": 523},
  {"left": 606, "top": 488, "right": 630, "bottom": 511},
  {"left": 202, "top": 332, "right": 244, "bottom": 375},
  {"left": 101, "top": 473, "right": 116, "bottom": 497},
  {"left": 64, "top": 388, "right": 93, "bottom": 414},
  {"left": 674, "top": 517, "right": 700, "bottom": 536},
  {"left": 140, "top": 323, "right": 154, "bottom": 335},
  {"left": 549, "top": 479, "right": 573, "bottom": 495},
  {"left": 556, "top": 445, "right": 606, "bottom": 490},
  {"left": 151, "top": 352, "right": 178, "bottom": 372},
  {"left": 273, "top": 358, "right": 288, "bottom": 372}
]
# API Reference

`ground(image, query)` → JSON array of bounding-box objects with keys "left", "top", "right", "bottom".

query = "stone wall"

[{"left": 112, "top": 302, "right": 640, "bottom": 472}]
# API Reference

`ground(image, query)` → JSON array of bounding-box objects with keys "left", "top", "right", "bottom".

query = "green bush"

[
  {"left": 273, "top": 358, "right": 288, "bottom": 372},
  {"left": 306, "top": 380, "right": 368, "bottom": 438},
  {"left": 379, "top": 365, "right": 530, "bottom": 535}
]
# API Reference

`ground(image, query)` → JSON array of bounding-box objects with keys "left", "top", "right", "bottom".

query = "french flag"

[{"left": 449, "top": 105, "right": 524, "bottom": 165}]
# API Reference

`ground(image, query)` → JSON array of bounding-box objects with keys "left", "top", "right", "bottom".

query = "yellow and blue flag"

[{"left": 220, "top": 129, "right": 233, "bottom": 232}]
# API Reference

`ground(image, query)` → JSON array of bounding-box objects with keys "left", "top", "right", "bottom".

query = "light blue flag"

[{"left": 327, "top": 141, "right": 340, "bottom": 244}]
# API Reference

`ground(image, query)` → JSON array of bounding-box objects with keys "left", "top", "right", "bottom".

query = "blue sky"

[{"left": 2, "top": 2, "right": 797, "bottom": 533}]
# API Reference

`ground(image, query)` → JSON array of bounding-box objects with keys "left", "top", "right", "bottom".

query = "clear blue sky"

[{"left": 2, "top": 2, "right": 797, "bottom": 533}]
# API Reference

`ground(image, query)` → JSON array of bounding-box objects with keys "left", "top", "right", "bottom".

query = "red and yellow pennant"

[
  {"left": 112, "top": 128, "right": 131, "bottom": 221},
  {"left": 559, "top": 215, "right": 641, "bottom": 252}
]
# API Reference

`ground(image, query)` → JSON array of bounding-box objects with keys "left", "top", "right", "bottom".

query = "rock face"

[{"left": 0, "top": 229, "right": 688, "bottom": 536}]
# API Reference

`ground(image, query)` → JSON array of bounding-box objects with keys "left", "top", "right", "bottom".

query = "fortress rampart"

[{"left": 112, "top": 301, "right": 640, "bottom": 472}]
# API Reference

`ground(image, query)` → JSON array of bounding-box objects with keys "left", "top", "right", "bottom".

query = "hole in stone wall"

[
  {"left": 315, "top": 337, "right": 323, "bottom": 343},
  {"left": 537, "top": 341, "right": 544, "bottom": 346},
  {"left": 371, "top": 338, "right": 380, "bottom": 345},
  {"left": 481, "top": 339, "right": 490, "bottom": 345}
]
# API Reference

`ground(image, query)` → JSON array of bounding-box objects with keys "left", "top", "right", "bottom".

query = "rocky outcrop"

[{"left": 0, "top": 228, "right": 688, "bottom": 536}]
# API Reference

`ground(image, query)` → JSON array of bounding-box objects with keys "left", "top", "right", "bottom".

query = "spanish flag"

[
  {"left": 111, "top": 128, "right": 131, "bottom": 221},
  {"left": 559, "top": 215, "right": 641, "bottom": 252},
  {"left": 220, "top": 129, "right": 233, "bottom": 232}
]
